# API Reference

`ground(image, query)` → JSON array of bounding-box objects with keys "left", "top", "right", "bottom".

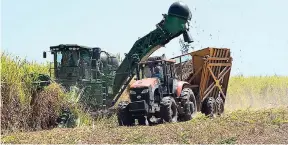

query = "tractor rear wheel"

[
  {"left": 160, "top": 96, "right": 178, "bottom": 123},
  {"left": 182, "top": 102, "right": 195, "bottom": 121},
  {"left": 180, "top": 88, "right": 197, "bottom": 121},
  {"left": 117, "top": 101, "right": 135, "bottom": 126}
]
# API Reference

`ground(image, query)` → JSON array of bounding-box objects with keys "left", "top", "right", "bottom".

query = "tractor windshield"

[{"left": 141, "top": 63, "right": 164, "bottom": 81}]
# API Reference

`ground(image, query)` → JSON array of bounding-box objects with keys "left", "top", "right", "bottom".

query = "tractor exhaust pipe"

[{"left": 183, "top": 30, "right": 193, "bottom": 43}]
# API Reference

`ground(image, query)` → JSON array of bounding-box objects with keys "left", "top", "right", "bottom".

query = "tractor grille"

[
  {"left": 129, "top": 100, "right": 148, "bottom": 114},
  {"left": 129, "top": 88, "right": 150, "bottom": 102}
]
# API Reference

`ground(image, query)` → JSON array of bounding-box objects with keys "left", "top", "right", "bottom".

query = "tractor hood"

[{"left": 130, "top": 78, "right": 159, "bottom": 89}]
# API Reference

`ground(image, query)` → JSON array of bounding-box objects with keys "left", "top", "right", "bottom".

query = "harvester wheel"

[
  {"left": 117, "top": 101, "right": 135, "bottom": 126},
  {"left": 181, "top": 88, "right": 197, "bottom": 121},
  {"left": 216, "top": 96, "right": 224, "bottom": 116},
  {"left": 202, "top": 97, "right": 216, "bottom": 118},
  {"left": 160, "top": 96, "right": 178, "bottom": 123}
]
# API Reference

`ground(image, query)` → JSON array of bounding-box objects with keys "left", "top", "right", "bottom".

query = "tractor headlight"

[
  {"left": 130, "top": 90, "right": 136, "bottom": 95},
  {"left": 141, "top": 89, "right": 149, "bottom": 94}
]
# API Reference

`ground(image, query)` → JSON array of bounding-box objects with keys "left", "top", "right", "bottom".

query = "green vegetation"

[
  {"left": 1, "top": 52, "right": 93, "bottom": 134},
  {"left": 226, "top": 75, "right": 288, "bottom": 111},
  {"left": 1, "top": 52, "right": 288, "bottom": 143}
]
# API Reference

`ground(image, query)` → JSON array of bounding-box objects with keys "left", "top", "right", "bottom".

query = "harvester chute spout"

[{"left": 183, "top": 30, "right": 193, "bottom": 43}]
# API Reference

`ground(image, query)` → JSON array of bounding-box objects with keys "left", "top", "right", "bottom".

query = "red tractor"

[{"left": 117, "top": 47, "right": 232, "bottom": 126}]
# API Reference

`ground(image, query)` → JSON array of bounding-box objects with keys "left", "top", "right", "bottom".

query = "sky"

[{"left": 2, "top": 0, "right": 288, "bottom": 76}]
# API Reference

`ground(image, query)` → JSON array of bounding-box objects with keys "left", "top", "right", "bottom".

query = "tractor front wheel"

[
  {"left": 117, "top": 101, "right": 135, "bottom": 126},
  {"left": 137, "top": 117, "right": 147, "bottom": 125},
  {"left": 160, "top": 96, "right": 178, "bottom": 123}
]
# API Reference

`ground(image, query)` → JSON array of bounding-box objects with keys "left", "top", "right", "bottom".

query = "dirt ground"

[{"left": 2, "top": 107, "right": 288, "bottom": 144}]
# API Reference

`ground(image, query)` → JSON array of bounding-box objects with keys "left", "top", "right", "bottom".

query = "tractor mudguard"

[{"left": 174, "top": 80, "right": 190, "bottom": 97}]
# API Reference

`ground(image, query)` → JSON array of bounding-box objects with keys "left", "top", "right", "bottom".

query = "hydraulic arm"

[{"left": 111, "top": 2, "right": 194, "bottom": 106}]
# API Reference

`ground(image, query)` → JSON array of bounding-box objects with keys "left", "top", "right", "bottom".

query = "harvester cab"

[
  {"left": 43, "top": 44, "right": 119, "bottom": 110},
  {"left": 49, "top": 45, "right": 91, "bottom": 82}
]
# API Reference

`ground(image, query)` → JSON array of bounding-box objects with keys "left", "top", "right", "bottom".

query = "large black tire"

[
  {"left": 182, "top": 102, "right": 195, "bottom": 121},
  {"left": 116, "top": 101, "right": 135, "bottom": 126},
  {"left": 202, "top": 97, "right": 216, "bottom": 118},
  {"left": 180, "top": 88, "right": 197, "bottom": 121},
  {"left": 137, "top": 117, "right": 147, "bottom": 125},
  {"left": 147, "top": 115, "right": 159, "bottom": 126},
  {"left": 160, "top": 97, "right": 178, "bottom": 123},
  {"left": 216, "top": 96, "right": 224, "bottom": 116}
]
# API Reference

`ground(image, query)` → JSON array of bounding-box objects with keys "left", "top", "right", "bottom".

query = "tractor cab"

[
  {"left": 135, "top": 56, "right": 177, "bottom": 95},
  {"left": 139, "top": 59, "right": 175, "bottom": 79}
]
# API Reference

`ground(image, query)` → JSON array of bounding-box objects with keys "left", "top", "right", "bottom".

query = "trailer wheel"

[
  {"left": 160, "top": 97, "right": 178, "bottom": 123},
  {"left": 117, "top": 101, "right": 135, "bottom": 126},
  {"left": 216, "top": 96, "right": 224, "bottom": 116},
  {"left": 202, "top": 97, "right": 216, "bottom": 118},
  {"left": 181, "top": 88, "right": 197, "bottom": 121}
]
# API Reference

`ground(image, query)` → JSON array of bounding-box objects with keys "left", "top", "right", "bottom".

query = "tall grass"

[
  {"left": 1, "top": 52, "right": 92, "bottom": 134},
  {"left": 226, "top": 75, "right": 288, "bottom": 111},
  {"left": 1, "top": 52, "right": 50, "bottom": 104},
  {"left": 1, "top": 52, "right": 50, "bottom": 132}
]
